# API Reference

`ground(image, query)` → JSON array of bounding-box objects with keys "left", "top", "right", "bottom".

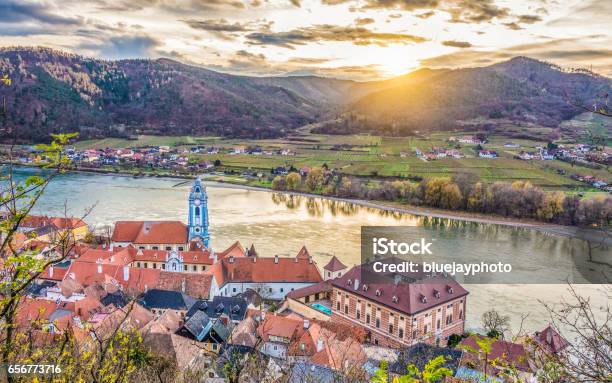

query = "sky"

[{"left": 0, "top": 0, "right": 610, "bottom": 80}]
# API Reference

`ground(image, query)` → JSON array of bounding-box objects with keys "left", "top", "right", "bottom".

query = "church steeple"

[{"left": 188, "top": 178, "right": 210, "bottom": 247}]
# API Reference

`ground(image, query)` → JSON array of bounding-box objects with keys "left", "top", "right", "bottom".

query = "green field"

[{"left": 73, "top": 127, "right": 611, "bottom": 192}]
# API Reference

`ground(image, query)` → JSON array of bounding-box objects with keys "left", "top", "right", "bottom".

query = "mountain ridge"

[{"left": 0, "top": 47, "right": 609, "bottom": 142}]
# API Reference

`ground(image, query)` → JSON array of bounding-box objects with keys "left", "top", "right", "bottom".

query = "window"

[
  {"left": 268, "top": 288, "right": 272, "bottom": 293},
  {"left": 138, "top": 246, "right": 145, "bottom": 250},
  {"left": 144, "top": 262, "right": 148, "bottom": 268},
  {"left": 389, "top": 324, "right": 393, "bottom": 334},
  {"left": 192, "top": 265, "right": 197, "bottom": 271},
  {"left": 412, "top": 330, "right": 417, "bottom": 339},
  {"left": 344, "top": 305, "right": 348, "bottom": 314},
  {"left": 356, "top": 310, "right": 360, "bottom": 320},
  {"left": 184, "top": 265, "right": 188, "bottom": 271},
  {"left": 137, "top": 262, "right": 141, "bottom": 267},
  {"left": 178, "top": 246, "right": 184, "bottom": 251},
  {"left": 399, "top": 329, "right": 404, "bottom": 338},
  {"left": 233, "top": 287, "right": 237, "bottom": 293},
  {"left": 280, "top": 288, "right": 284, "bottom": 293},
  {"left": 162, "top": 264, "right": 165, "bottom": 270},
  {"left": 153, "top": 263, "right": 157, "bottom": 269},
  {"left": 375, "top": 318, "right": 380, "bottom": 328},
  {"left": 305, "top": 296, "right": 310, "bottom": 304},
  {"left": 165, "top": 246, "right": 172, "bottom": 251},
  {"left": 152, "top": 246, "right": 159, "bottom": 250},
  {"left": 459, "top": 310, "right": 463, "bottom": 319},
  {"left": 366, "top": 314, "right": 371, "bottom": 324},
  {"left": 212, "top": 343, "right": 217, "bottom": 351},
  {"left": 195, "top": 206, "right": 200, "bottom": 216},
  {"left": 336, "top": 302, "right": 340, "bottom": 310},
  {"left": 201, "top": 265, "right": 206, "bottom": 271},
  {"left": 374, "top": 339, "right": 379, "bottom": 345},
  {"left": 424, "top": 324, "right": 429, "bottom": 334},
  {"left": 437, "top": 319, "right": 441, "bottom": 330}
]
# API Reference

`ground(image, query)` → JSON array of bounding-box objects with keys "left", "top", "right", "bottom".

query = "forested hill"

[
  {"left": 317, "top": 57, "right": 611, "bottom": 136},
  {"left": 0, "top": 48, "right": 609, "bottom": 142},
  {"left": 0, "top": 47, "right": 331, "bottom": 141}
]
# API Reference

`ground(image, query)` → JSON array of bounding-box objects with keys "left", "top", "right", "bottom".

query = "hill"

[
  {"left": 0, "top": 47, "right": 342, "bottom": 142},
  {"left": 316, "top": 57, "right": 611, "bottom": 136},
  {"left": 0, "top": 48, "right": 609, "bottom": 142}
]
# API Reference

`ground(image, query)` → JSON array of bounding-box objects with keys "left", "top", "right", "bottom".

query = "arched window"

[
  {"left": 195, "top": 206, "right": 200, "bottom": 216},
  {"left": 195, "top": 187, "right": 200, "bottom": 193}
]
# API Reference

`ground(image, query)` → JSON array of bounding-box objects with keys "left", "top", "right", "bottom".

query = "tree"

[
  {"left": 305, "top": 167, "right": 324, "bottom": 191},
  {"left": 481, "top": 309, "right": 510, "bottom": 339},
  {"left": 285, "top": 172, "right": 301, "bottom": 191},
  {"left": 271, "top": 175, "right": 286, "bottom": 191},
  {"left": 540, "top": 285, "right": 612, "bottom": 383},
  {"left": 371, "top": 361, "right": 389, "bottom": 383},
  {"left": 396, "top": 355, "right": 452, "bottom": 383}
]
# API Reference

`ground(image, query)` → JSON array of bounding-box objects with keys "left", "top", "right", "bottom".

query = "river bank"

[{"left": 6, "top": 162, "right": 610, "bottom": 243}]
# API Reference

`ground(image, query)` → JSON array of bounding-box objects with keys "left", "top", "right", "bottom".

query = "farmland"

[{"left": 72, "top": 127, "right": 610, "bottom": 193}]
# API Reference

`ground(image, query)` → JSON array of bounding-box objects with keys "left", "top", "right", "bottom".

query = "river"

[{"left": 8, "top": 167, "right": 611, "bottom": 335}]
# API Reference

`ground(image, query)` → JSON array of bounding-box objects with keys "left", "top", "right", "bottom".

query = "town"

[{"left": 2, "top": 178, "right": 571, "bottom": 382}]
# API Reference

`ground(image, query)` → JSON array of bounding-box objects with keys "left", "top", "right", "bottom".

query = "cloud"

[
  {"left": 517, "top": 15, "right": 542, "bottom": 24},
  {"left": 245, "top": 24, "right": 427, "bottom": 49},
  {"left": 442, "top": 40, "right": 472, "bottom": 48},
  {"left": 355, "top": 17, "right": 375, "bottom": 25},
  {"left": 321, "top": 0, "right": 510, "bottom": 23},
  {"left": 183, "top": 18, "right": 254, "bottom": 34},
  {"left": 503, "top": 22, "right": 522, "bottom": 30},
  {"left": 287, "top": 57, "right": 333, "bottom": 64},
  {"left": 79, "top": 35, "right": 162, "bottom": 59},
  {"left": 0, "top": 0, "right": 83, "bottom": 25},
  {"left": 419, "top": 37, "right": 612, "bottom": 76}
]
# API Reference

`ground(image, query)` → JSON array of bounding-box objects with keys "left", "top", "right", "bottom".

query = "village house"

[
  {"left": 330, "top": 265, "right": 468, "bottom": 348},
  {"left": 208, "top": 246, "right": 323, "bottom": 300},
  {"left": 478, "top": 150, "right": 497, "bottom": 158}
]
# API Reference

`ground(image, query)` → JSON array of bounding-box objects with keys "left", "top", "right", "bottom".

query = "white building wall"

[
  {"left": 218, "top": 282, "right": 316, "bottom": 300},
  {"left": 260, "top": 342, "right": 287, "bottom": 359}
]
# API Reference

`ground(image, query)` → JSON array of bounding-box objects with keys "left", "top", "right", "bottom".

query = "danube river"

[{"left": 11, "top": 168, "right": 611, "bottom": 334}]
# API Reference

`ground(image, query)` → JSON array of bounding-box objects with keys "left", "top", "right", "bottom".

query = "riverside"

[{"left": 8, "top": 166, "right": 610, "bottom": 334}]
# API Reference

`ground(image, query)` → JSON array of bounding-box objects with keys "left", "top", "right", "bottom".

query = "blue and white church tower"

[{"left": 188, "top": 178, "right": 210, "bottom": 247}]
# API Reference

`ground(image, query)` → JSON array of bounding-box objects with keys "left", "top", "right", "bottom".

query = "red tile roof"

[
  {"left": 210, "top": 252, "right": 322, "bottom": 286},
  {"left": 16, "top": 298, "right": 58, "bottom": 323},
  {"left": 39, "top": 264, "right": 69, "bottom": 281},
  {"left": 156, "top": 272, "right": 212, "bottom": 299},
  {"left": 323, "top": 255, "right": 347, "bottom": 272},
  {"left": 460, "top": 335, "right": 531, "bottom": 372},
  {"left": 21, "top": 215, "right": 87, "bottom": 230},
  {"left": 216, "top": 241, "right": 246, "bottom": 260},
  {"left": 257, "top": 314, "right": 305, "bottom": 342},
  {"left": 111, "top": 221, "right": 187, "bottom": 244},
  {"left": 534, "top": 325, "right": 569, "bottom": 354},
  {"left": 331, "top": 265, "right": 468, "bottom": 315},
  {"left": 286, "top": 281, "right": 331, "bottom": 300}
]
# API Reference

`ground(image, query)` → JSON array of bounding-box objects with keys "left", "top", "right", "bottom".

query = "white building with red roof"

[
  {"left": 323, "top": 255, "right": 348, "bottom": 280},
  {"left": 209, "top": 246, "right": 323, "bottom": 300}
]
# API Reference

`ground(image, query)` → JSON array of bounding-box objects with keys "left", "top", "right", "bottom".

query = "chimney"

[
  {"left": 546, "top": 329, "right": 553, "bottom": 345},
  {"left": 253, "top": 257, "right": 256, "bottom": 263},
  {"left": 303, "top": 319, "right": 309, "bottom": 329},
  {"left": 49, "top": 266, "right": 54, "bottom": 278},
  {"left": 109, "top": 243, "right": 114, "bottom": 251},
  {"left": 308, "top": 256, "right": 313, "bottom": 264},
  {"left": 274, "top": 255, "right": 279, "bottom": 264},
  {"left": 354, "top": 278, "right": 359, "bottom": 290},
  {"left": 110, "top": 256, "right": 114, "bottom": 263},
  {"left": 181, "top": 279, "right": 186, "bottom": 293},
  {"left": 123, "top": 266, "right": 129, "bottom": 281},
  {"left": 97, "top": 264, "right": 102, "bottom": 274},
  {"left": 316, "top": 338, "right": 324, "bottom": 353}
]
